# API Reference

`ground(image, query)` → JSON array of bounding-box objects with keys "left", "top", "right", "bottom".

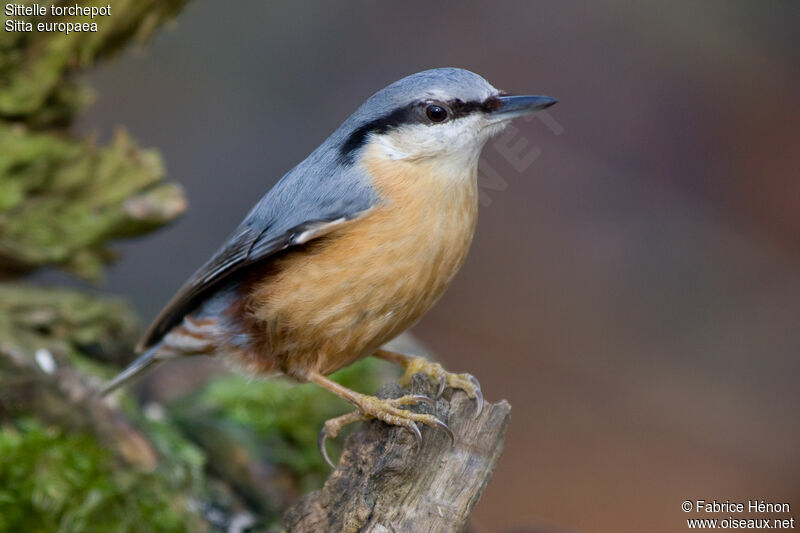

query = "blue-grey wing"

[{"left": 136, "top": 156, "right": 378, "bottom": 351}]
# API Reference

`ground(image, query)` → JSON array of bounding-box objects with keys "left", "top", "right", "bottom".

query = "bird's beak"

[{"left": 487, "top": 95, "right": 558, "bottom": 123}]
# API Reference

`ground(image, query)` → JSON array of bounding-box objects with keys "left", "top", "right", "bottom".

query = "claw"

[
  {"left": 473, "top": 386, "right": 484, "bottom": 417},
  {"left": 407, "top": 394, "right": 435, "bottom": 408},
  {"left": 436, "top": 374, "right": 446, "bottom": 399},
  {"left": 318, "top": 428, "right": 334, "bottom": 469},
  {"left": 432, "top": 418, "right": 455, "bottom": 446},
  {"left": 407, "top": 422, "right": 422, "bottom": 449}
]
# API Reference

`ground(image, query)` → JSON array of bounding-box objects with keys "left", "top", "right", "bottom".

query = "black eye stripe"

[
  {"left": 338, "top": 95, "right": 503, "bottom": 164},
  {"left": 338, "top": 106, "right": 414, "bottom": 164},
  {"left": 450, "top": 96, "right": 502, "bottom": 118}
]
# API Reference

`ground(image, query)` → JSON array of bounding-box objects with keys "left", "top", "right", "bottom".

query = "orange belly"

[{"left": 238, "top": 150, "right": 479, "bottom": 378}]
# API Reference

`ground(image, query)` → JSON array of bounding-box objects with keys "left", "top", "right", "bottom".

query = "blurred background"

[{"left": 72, "top": 1, "right": 799, "bottom": 532}]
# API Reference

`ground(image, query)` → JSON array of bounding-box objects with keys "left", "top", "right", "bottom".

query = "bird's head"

[{"left": 336, "top": 68, "right": 556, "bottom": 173}]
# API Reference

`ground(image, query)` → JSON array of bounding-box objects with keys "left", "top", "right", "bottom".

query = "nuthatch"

[{"left": 103, "top": 68, "right": 556, "bottom": 466}]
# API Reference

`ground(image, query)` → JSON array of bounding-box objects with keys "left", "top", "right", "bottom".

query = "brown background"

[{"left": 74, "top": 2, "right": 799, "bottom": 532}]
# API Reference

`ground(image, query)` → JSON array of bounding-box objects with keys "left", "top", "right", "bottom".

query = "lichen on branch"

[{"left": 0, "top": 125, "right": 186, "bottom": 279}]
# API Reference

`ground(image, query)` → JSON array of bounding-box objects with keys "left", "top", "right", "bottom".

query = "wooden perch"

[{"left": 284, "top": 374, "right": 511, "bottom": 533}]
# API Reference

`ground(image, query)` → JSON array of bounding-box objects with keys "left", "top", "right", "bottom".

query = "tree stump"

[{"left": 284, "top": 374, "right": 511, "bottom": 533}]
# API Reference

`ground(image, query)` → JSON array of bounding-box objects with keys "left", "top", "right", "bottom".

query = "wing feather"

[{"left": 136, "top": 212, "right": 366, "bottom": 352}]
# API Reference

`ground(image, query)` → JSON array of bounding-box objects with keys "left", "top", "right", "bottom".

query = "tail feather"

[{"left": 100, "top": 345, "right": 164, "bottom": 396}]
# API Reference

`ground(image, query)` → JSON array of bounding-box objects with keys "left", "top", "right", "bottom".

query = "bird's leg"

[
  {"left": 308, "top": 371, "right": 453, "bottom": 468},
  {"left": 374, "top": 349, "right": 483, "bottom": 416}
]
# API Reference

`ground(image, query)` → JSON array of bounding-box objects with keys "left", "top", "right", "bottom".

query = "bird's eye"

[{"left": 425, "top": 104, "right": 449, "bottom": 123}]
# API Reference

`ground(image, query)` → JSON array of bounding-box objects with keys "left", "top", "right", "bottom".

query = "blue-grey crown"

[{"left": 354, "top": 68, "right": 497, "bottom": 121}]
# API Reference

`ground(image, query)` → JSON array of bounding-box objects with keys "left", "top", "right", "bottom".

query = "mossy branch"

[
  {"left": 0, "top": 283, "right": 139, "bottom": 363},
  {"left": 0, "top": 126, "right": 186, "bottom": 279},
  {"left": 0, "top": 0, "right": 189, "bottom": 280},
  {"left": 0, "top": 0, "right": 190, "bottom": 127}
]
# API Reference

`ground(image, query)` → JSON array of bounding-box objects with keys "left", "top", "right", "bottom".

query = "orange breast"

[{"left": 241, "top": 145, "right": 479, "bottom": 377}]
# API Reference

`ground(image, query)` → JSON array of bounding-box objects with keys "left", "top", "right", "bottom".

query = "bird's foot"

[
  {"left": 395, "top": 356, "right": 483, "bottom": 416},
  {"left": 318, "top": 393, "right": 453, "bottom": 468}
]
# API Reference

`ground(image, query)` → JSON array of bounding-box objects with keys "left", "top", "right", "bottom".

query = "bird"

[{"left": 102, "top": 67, "right": 556, "bottom": 466}]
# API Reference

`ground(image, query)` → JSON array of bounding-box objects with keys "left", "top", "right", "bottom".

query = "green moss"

[
  {"left": 177, "top": 358, "right": 396, "bottom": 492},
  {"left": 0, "top": 419, "right": 202, "bottom": 533},
  {"left": 0, "top": 283, "right": 140, "bottom": 371},
  {"left": 128, "top": 404, "right": 207, "bottom": 495}
]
